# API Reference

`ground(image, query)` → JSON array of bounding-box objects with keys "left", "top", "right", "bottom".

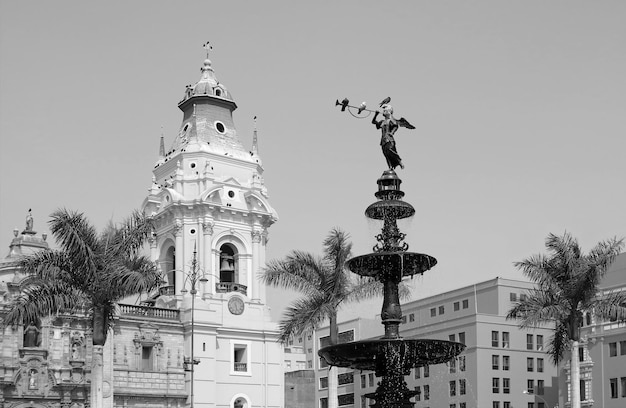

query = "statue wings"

[{"left": 397, "top": 117, "right": 415, "bottom": 130}]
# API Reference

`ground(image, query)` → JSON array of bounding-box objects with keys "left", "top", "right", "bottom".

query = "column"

[
  {"left": 174, "top": 220, "right": 184, "bottom": 294},
  {"left": 251, "top": 230, "right": 262, "bottom": 302},
  {"left": 202, "top": 221, "right": 214, "bottom": 296}
]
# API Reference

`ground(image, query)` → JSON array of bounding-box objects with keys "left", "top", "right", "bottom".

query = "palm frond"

[
  {"left": 105, "top": 210, "right": 155, "bottom": 257},
  {"left": 4, "top": 280, "right": 88, "bottom": 326},
  {"left": 506, "top": 289, "right": 568, "bottom": 328},
  {"left": 261, "top": 251, "right": 326, "bottom": 295},
  {"left": 18, "top": 250, "right": 73, "bottom": 282},
  {"left": 101, "top": 256, "right": 161, "bottom": 302},
  {"left": 278, "top": 295, "right": 335, "bottom": 344},
  {"left": 547, "top": 321, "right": 569, "bottom": 364},
  {"left": 590, "top": 290, "right": 626, "bottom": 322},
  {"left": 344, "top": 277, "right": 384, "bottom": 303},
  {"left": 49, "top": 209, "right": 99, "bottom": 275}
]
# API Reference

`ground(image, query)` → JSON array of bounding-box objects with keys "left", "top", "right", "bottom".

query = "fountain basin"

[
  {"left": 347, "top": 252, "right": 437, "bottom": 277},
  {"left": 318, "top": 338, "right": 465, "bottom": 372},
  {"left": 365, "top": 200, "right": 415, "bottom": 220}
]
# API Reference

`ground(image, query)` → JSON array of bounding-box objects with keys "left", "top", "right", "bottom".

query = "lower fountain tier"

[
  {"left": 347, "top": 252, "right": 437, "bottom": 278},
  {"left": 318, "top": 338, "right": 465, "bottom": 373}
]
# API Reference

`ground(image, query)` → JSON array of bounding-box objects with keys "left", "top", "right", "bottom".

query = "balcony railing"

[
  {"left": 119, "top": 304, "right": 180, "bottom": 321},
  {"left": 233, "top": 362, "right": 247, "bottom": 372},
  {"left": 216, "top": 282, "right": 247, "bottom": 295}
]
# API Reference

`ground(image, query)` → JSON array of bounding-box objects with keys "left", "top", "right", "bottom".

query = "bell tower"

[{"left": 142, "top": 53, "right": 278, "bottom": 305}]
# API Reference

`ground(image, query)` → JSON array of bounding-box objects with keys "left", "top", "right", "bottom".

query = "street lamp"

[
  {"left": 180, "top": 245, "right": 207, "bottom": 408},
  {"left": 523, "top": 390, "right": 556, "bottom": 408}
]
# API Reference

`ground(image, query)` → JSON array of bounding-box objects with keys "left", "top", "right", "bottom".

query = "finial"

[
  {"left": 159, "top": 131, "right": 165, "bottom": 158},
  {"left": 252, "top": 116, "right": 259, "bottom": 154},
  {"left": 203, "top": 41, "right": 212, "bottom": 59}
]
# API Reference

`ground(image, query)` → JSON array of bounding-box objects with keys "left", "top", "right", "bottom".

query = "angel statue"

[{"left": 371, "top": 98, "right": 415, "bottom": 170}]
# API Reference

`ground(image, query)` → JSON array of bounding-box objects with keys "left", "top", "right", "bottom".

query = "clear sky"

[{"left": 1, "top": 1, "right": 625, "bottom": 322}]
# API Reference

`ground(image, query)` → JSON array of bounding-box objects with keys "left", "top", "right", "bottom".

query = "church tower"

[
  {"left": 141, "top": 52, "right": 282, "bottom": 408},
  {"left": 143, "top": 54, "right": 277, "bottom": 302}
]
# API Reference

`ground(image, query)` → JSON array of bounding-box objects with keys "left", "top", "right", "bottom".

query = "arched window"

[{"left": 219, "top": 244, "right": 237, "bottom": 283}]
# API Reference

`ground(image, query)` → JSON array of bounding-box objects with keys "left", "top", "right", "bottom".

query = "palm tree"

[
  {"left": 262, "top": 228, "right": 409, "bottom": 408},
  {"left": 507, "top": 232, "right": 625, "bottom": 408},
  {"left": 4, "top": 209, "right": 162, "bottom": 408}
]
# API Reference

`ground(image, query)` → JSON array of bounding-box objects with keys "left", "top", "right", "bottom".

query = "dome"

[{"left": 180, "top": 58, "right": 233, "bottom": 103}]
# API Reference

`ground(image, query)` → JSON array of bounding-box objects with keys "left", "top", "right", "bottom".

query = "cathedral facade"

[{"left": 0, "top": 54, "right": 283, "bottom": 408}]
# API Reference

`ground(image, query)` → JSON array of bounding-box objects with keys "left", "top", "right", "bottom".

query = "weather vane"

[
  {"left": 203, "top": 41, "right": 212, "bottom": 58},
  {"left": 336, "top": 97, "right": 415, "bottom": 170}
]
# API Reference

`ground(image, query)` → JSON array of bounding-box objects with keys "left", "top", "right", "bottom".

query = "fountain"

[{"left": 319, "top": 99, "right": 465, "bottom": 408}]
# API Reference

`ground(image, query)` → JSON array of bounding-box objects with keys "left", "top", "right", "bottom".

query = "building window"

[
  {"left": 361, "top": 395, "right": 368, "bottom": 408},
  {"left": 449, "top": 334, "right": 456, "bottom": 342},
  {"left": 430, "top": 308, "right": 436, "bottom": 317},
  {"left": 449, "top": 358, "right": 456, "bottom": 374},
  {"left": 308, "top": 360, "right": 313, "bottom": 369},
  {"left": 450, "top": 405, "right": 456, "bottom": 408},
  {"left": 459, "top": 355, "right": 466, "bottom": 371},
  {"left": 620, "top": 340, "right": 626, "bottom": 355},
  {"left": 527, "top": 379, "right": 534, "bottom": 394},
  {"left": 409, "top": 313, "right": 415, "bottom": 322},
  {"left": 424, "top": 384, "right": 430, "bottom": 400},
  {"left": 320, "top": 357, "right": 328, "bottom": 368},
  {"left": 414, "top": 367, "right": 420, "bottom": 379},
  {"left": 527, "top": 358, "right": 534, "bottom": 372},
  {"left": 415, "top": 386, "right": 421, "bottom": 401},
  {"left": 510, "top": 293, "right": 517, "bottom": 301},
  {"left": 463, "top": 299, "right": 469, "bottom": 308},
  {"left": 621, "top": 377, "right": 626, "bottom": 397},
  {"left": 338, "top": 393, "right": 354, "bottom": 406},
  {"left": 502, "top": 356, "right": 510, "bottom": 371},
  {"left": 609, "top": 342, "right": 617, "bottom": 357},
  {"left": 338, "top": 372, "right": 354, "bottom": 385},
  {"left": 538, "top": 403, "right": 545, "bottom": 408},
  {"left": 320, "top": 377, "right": 328, "bottom": 389},
  {"left": 424, "top": 365, "right": 430, "bottom": 377},
  {"left": 527, "top": 334, "right": 533, "bottom": 350},
  {"left": 231, "top": 341, "right": 251, "bottom": 375},
  {"left": 536, "top": 335, "right": 543, "bottom": 350},
  {"left": 520, "top": 293, "right": 527, "bottom": 301},
  {"left": 460, "top": 403, "right": 467, "bottom": 408},
  {"left": 459, "top": 332, "right": 466, "bottom": 345},
  {"left": 439, "top": 306, "right": 445, "bottom": 315},
  {"left": 454, "top": 301, "right": 460, "bottom": 311},
  {"left": 401, "top": 316, "right": 407, "bottom": 324},
  {"left": 493, "top": 402, "right": 500, "bottom": 408},
  {"left": 503, "top": 377, "right": 510, "bottom": 394},
  {"left": 492, "top": 355, "right": 499, "bottom": 370},
  {"left": 537, "top": 358, "right": 544, "bottom": 373},
  {"left": 528, "top": 404, "right": 534, "bottom": 408},
  {"left": 361, "top": 374, "right": 366, "bottom": 388},
  {"left": 142, "top": 346, "right": 154, "bottom": 371},
  {"left": 503, "top": 403, "right": 510, "bottom": 408},
  {"left": 368, "top": 373, "right": 375, "bottom": 387},
  {"left": 502, "top": 332, "right": 510, "bottom": 348},
  {"left": 460, "top": 379, "right": 466, "bottom": 395},
  {"left": 492, "top": 331, "right": 499, "bottom": 347},
  {"left": 492, "top": 378, "right": 500, "bottom": 393},
  {"left": 449, "top": 380, "right": 456, "bottom": 396},
  {"left": 578, "top": 347, "right": 585, "bottom": 362},
  {"left": 537, "top": 379, "right": 544, "bottom": 395},
  {"left": 320, "top": 397, "right": 328, "bottom": 408},
  {"left": 610, "top": 378, "right": 618, "bottom": 398}
]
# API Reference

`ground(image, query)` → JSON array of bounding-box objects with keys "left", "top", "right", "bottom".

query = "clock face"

[{"left": 228, "top": 296, "right": 245, "bottom": 315}]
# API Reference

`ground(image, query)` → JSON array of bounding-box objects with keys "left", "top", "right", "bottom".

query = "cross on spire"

[{"left": 203, "top": 41, "right": 212, "bottom": 58}]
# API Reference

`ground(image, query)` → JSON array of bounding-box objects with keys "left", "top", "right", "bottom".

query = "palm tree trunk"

[
  {"left": 570, "top": 340, "right": 581, "bottom": 408},
  {"left": 328, "top": 311, "right": 339, "bottom": 408},
  {"left": 92, "top": 345, "right": 104, "bottom": 408},
  {"left": 91, "top": 308, "right": 108, "bottom": 408}
]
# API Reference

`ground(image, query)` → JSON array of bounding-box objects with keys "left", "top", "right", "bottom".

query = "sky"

[{"left": 1, "top": 1, "right": 625, "bottom": 322}]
